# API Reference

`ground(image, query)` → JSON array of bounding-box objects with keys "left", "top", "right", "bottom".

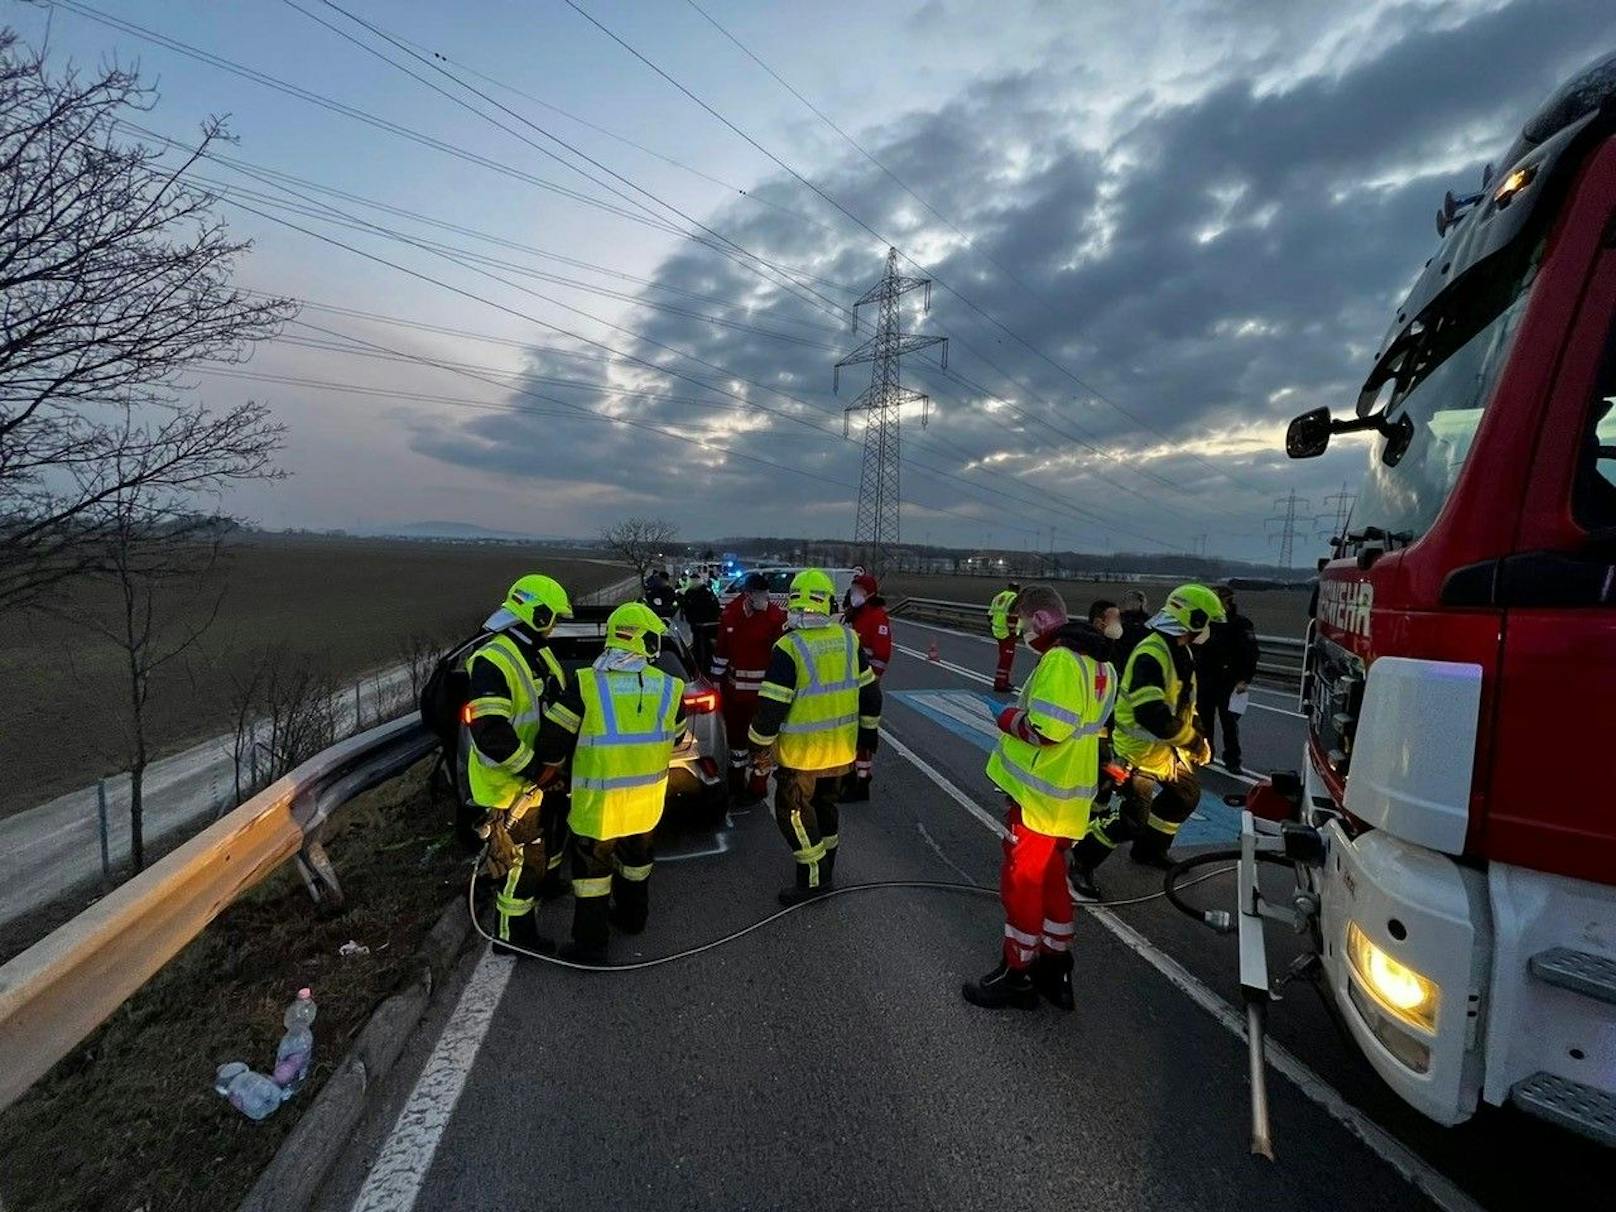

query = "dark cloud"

[{"left": 408, "top": 0, "right": 1616, "bottom": 558}]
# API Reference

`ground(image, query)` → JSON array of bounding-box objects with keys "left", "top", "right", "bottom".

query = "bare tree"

[
  {"left": 226, "top": 649, "right": 271, "bottom": 811},
  {"left": 0, "top": 32, "right": 295, "bottom": 612},
  {"left": 601, "top": 515, "right": 680, "bottom": 584},
  {"left": 259, "top": 656, "right": 337, "bottom": 783},
  {"left": 63, "top": 481, "right": 236, "bottom": 870}
]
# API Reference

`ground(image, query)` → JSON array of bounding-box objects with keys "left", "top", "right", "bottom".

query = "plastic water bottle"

[
  {"left": 272, "top": 987, "right": 317, "bottom": 1092},
  {"left": 214, "top": 1061, "right": 287, "bottom": 1120}
]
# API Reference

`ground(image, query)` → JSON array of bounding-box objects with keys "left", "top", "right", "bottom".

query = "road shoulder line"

[
  {"left": 882, "top": 722, "right": 1484, "bottom": 1212},
  {"left": 348, "top": 948, "right": 515, "bottom": 1212}
]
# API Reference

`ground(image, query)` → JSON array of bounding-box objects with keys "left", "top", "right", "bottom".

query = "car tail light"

[{"left": 682, "top": 688, "right": 720, "bottom": 713}]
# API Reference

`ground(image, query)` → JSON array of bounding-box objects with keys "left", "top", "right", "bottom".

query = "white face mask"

[
  {"left": 1103, "top": 621, "right": 1124, "bottom": 641},
  {"left": 848, "top": 588, "right": 867, "bottom": 608}
]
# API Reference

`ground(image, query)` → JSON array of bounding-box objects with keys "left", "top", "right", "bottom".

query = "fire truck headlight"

[{"left": 1347, "top": 922, "right": 1439, "bottom": 1033}]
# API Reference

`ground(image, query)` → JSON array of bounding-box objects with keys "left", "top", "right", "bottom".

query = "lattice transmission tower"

[
  {"left": 1266, "top": 488, "right": 1312, "bottom": 569},
  {"left": 1317, "top": 481, "right": 1357, "bottom": 543},
  {"left": 834, "top": 247, "right": 947, "bottom": 569}
]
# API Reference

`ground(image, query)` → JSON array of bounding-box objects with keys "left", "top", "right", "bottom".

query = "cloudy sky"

[{"left": 13, "top": 0, "right": 1616, "bottom": 560}]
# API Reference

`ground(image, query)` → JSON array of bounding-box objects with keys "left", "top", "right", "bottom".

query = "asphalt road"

[{"left": 315, "top": 620, "right": 1607, "bottom": 1212}]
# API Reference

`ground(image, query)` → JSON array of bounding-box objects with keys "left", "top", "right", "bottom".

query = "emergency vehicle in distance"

[{"left": 1248, "top": 53, "right": 1616, "bottom": 1143}]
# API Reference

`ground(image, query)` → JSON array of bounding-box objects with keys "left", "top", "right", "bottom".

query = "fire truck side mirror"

[
  {"left": 1379, "top": 412, "right": 1416, "bottom": 468},
  {"left": 1286, "top": 407, "right": 1333, "bottom": 459}
]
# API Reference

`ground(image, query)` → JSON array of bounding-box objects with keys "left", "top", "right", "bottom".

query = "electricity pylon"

[
  {"left": 834, "top": 247, "right": 947, "bottom": 570},
  {"left": 1266, "top": 488, "right": 1311, "bottom": 569}
]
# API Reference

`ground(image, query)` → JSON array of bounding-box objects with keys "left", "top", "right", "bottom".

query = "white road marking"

[
  {"left": 880, "top": 729, "right": 1007, "bottom": 840},
  {"left": 896, "top": 619, "right": 1308, "bottom": 719},
  {"left": 898, "top": 617, "right": 996, "bottom": 645},
  {"left": 1248, "top": 700, "right": 1306, "bottom": 719},
  {"left": 885, "top": 729, "right": 1484, "bottom": 1212},
  {"left": 906, "top": 690, "right": 1001, "bottom": 739},
  {"left": 1206, "top": 761, "right": 1259, "bottom": 787},
  {"left": 892, "top": 640, "right": 1001, "bottom": 688},
  {"left": 349, "top": 949, "right": 516, "bottom": 1212},
  {"left": 660, "top": 831, "right": 734, "bottom": 863}
]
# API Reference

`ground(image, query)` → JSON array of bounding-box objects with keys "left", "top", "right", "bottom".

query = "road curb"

[{"left": 236, "top": 895, "right": 474, "bottom": 1212}]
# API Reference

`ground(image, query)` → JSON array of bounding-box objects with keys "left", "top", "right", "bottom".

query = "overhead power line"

[
  {"left": 290, "top": 0, "right": 854, "bottom": 327},
  {"left": 579, "top": 0, "right": 1274, "bottom": 498},
  {"left": 260, "top": 320, "right": 1068, "bottom": 541},
  {"left": 55, "top": 0, "right": 858, "bottom": 322},
  {"left": 67, "top": 8, "right": 1197, "bottom": 547},
  {"left": 192, "top": 146, "right": 1188, "bottom": 546}
]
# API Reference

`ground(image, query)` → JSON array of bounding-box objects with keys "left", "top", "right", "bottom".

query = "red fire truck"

[{"left": 1230, "top": 55, "right": 1616, "bottom": 1147}]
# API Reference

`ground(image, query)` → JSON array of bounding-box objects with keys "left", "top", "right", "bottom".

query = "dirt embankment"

[{"left": 0, "top": 764, "right": 473, "bottom": 1212}]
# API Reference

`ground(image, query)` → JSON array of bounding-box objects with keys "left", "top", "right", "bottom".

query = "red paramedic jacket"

[
  {"left": 712, "top": 595, "right": 788, "bottom": 692},
  {"left": 844, "top": 598, "right": 893, "bottom": 680}
]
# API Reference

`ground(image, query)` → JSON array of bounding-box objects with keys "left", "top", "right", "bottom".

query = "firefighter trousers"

[
  {"left": 993, "top": 635, "right": 1018, "bottom": 692},
  {"left": 774, "top": 766, "right": 845, "bottom": 889},
  {"left": 569, "top": 830, "right": 654, "bottom": 949},
  {"left": 1073, "top": 764, "right": 1201, "bottom": 871},
  {"left": 489, "top": 792, "right": 570, "bottom": 942}
]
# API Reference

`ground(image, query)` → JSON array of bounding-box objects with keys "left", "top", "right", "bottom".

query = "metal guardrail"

[
  {"left": 889, "top": 598, "right": 1307, "bottom": 686},
  {"left": 0, "top": 715, "right": 434, "bottom": 1114}
]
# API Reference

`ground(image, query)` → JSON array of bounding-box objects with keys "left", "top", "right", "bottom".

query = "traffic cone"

[{"left": 927, "top": 641, "right": 939, "bottom": 662}]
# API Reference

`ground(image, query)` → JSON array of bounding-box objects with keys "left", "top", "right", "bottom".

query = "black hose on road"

[{"left": 467, "top": 860, "right": 1236, "bottom": 972}]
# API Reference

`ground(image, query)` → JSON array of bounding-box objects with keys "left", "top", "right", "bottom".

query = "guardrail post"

[
  {"left": 96, "top": 778, "right": 111, "bottom": 881},
  {"left": 294, "top": 835, "right": 345, "bottom": 916}
]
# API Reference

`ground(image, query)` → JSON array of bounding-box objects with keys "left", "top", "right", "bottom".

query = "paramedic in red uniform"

[
  {"left": 840, "top": 572, "right": 892, "bottom": 801},
  {"left": 711, "top": 572, "right": 788, "bottom": 805}
]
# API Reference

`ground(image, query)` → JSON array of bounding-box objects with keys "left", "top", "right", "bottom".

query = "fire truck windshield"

[{"left": 1350, "top": 258, "right": 1538, "bottom": 546}]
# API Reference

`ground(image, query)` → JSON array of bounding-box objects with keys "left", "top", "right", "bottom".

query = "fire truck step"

[
  {"left": 1528, "top": 946, "right": 1616, "bottom": 1006},
  {"left": 1510, "top": 1072, "right": 1616, "bottom": 1147}
]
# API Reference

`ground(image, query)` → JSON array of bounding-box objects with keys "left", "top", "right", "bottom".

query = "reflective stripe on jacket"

[
  {"left": 989, "top": 589, "right": 1020, "bottom": 641},
  {"left": 986, "top": 646, "right": 1116, "bottom": 838},
  {"left": 463, "top": 634, "right": 565, "bottom": 810},
  {"left": 568, "top": 663, "right": 684, "bottom": 840},
  {"left": 758, "top": 623, "right": 870, "bottom": 771},
  {"left": 1112, "top": 631, "right": 1197, "bottom": 778}
]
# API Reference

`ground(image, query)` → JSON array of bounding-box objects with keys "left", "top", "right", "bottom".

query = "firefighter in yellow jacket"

[
  {"left": 461, "top": 574, "right": 573, "bottom": 951},
  {"left": 748, "top": 569, "right": 882, "bottom": 906},
  {"left": 963, "top": 585, "right": 1117, "bottom": 1010},
  {"left": 537, "top": 602, "right": 686, "bottom": 963},
  {"left": 1070, "top": 583, "right": 1225, "bottom": 900}
]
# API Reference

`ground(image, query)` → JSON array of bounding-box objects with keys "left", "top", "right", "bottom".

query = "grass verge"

[{"left": 0, "top": 762, "right": 475, "bottom": 1212}]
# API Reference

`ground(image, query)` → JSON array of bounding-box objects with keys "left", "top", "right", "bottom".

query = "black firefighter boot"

[
  {"left": 1032, "top": 951, "right": 1075, "bottom": 1010},
  {"left": 1069, "top": 835, "right": 1111, "bottom": 903},
  {"left": 491, "top": 910, "right": 556, "bottom": 958},
  {"left": 558, "top": 895, "right": 611, "bottom": 966},
  {"left": 609, "top": 873, "right": 650, "bottom": 935},
  {"left": 777, "top": 857, "right": 834, "bottom": 907},
  {"left": 962, "top": 960, "right": 1039, "bottom": 1010}
]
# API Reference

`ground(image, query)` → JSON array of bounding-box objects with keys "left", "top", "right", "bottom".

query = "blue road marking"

[{"left": 889, "top": 689, "right": 1241, "bottom": 846}]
